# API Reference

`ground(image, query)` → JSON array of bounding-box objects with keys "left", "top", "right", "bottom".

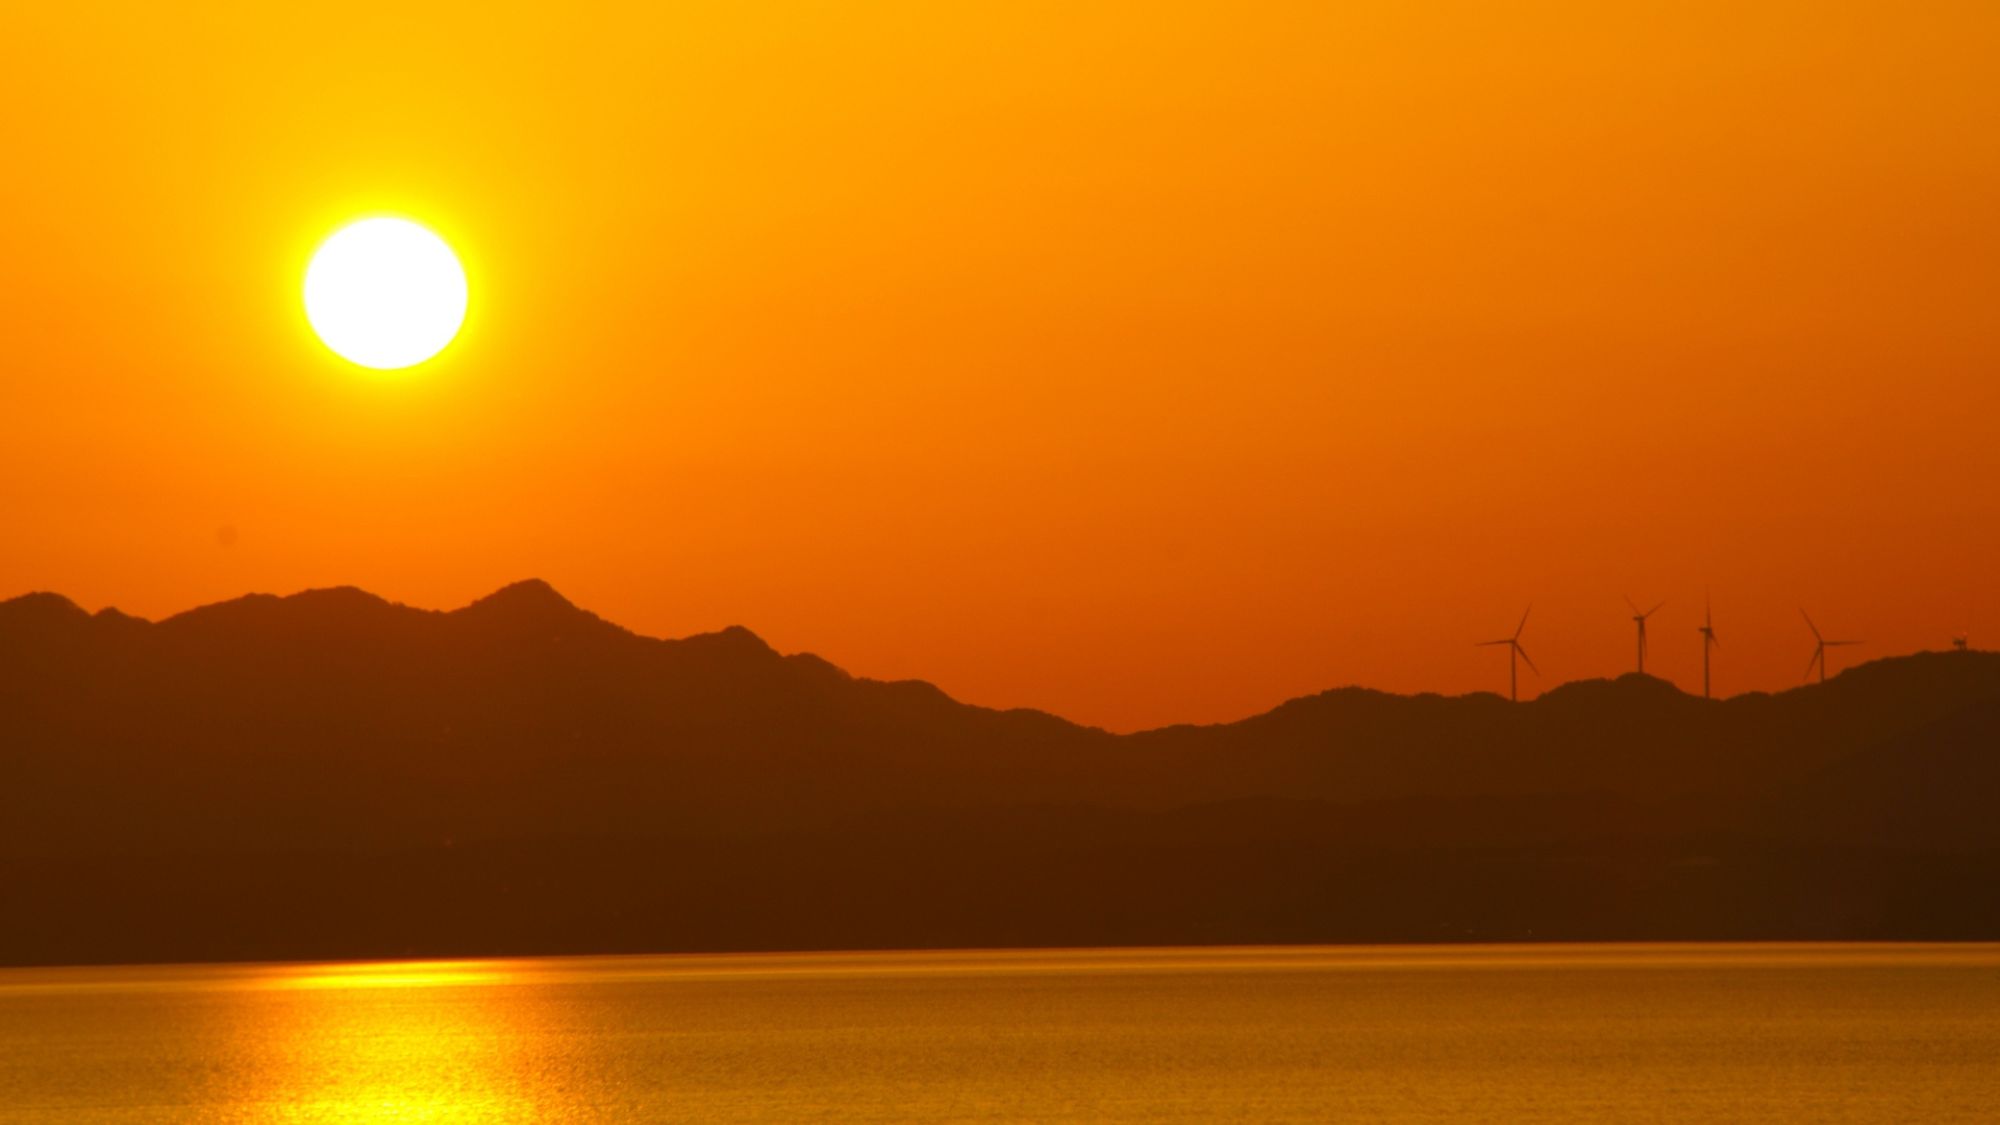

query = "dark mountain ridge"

[{"left": 3, "top": 581, "right": 1996, "bottom": 963}]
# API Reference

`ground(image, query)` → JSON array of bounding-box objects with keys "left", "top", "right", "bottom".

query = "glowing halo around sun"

[{"left": 304, "top": 218, "right": 467, "bottom": 370}]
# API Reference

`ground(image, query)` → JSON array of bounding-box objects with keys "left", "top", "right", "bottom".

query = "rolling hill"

[{"left": 3, "top": 581, "right": 1995, "bottom": 963}]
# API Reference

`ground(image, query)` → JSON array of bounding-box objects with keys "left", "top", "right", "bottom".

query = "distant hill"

[{"left": 3, "top": 581, "right": 1997, "bottom": 964}]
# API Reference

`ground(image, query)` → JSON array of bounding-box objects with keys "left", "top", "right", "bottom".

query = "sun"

[{"left": 304, "top": 218, "right": 468, "bottom": 370}]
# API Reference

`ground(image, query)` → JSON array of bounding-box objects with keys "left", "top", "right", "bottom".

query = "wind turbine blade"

[
  {"left": 1827, "top": 639, "right": 1862, "bottom": 647},
  {"left": 1800, "top": 609, "right": 1822, "bottom": 642},
  {"left": 1710, "top": 632, "right": 1721, "bottom": 649},
  {"left": 1477, "top": 639, "right": 1511, "bottom": 647},
  {"left": 1646, "top": 599, "right": 1667, "bottom": 618},
  {"left": 1804, "top": 647, "right": 1822, "bottom": 680},
  {"left": 1515, "top": 643, "right": 1539, "bottom": 675},
  {"left": 1514, "top": 605, "right": 1531, "bottom": 639},
  {"left": 1623, "top": 594, "right": 1640, "bottom": 615}
]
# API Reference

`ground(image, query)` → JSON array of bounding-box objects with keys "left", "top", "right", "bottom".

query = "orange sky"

[{"left": 4, "top": 3, "right": 1998, "bottom": 731}]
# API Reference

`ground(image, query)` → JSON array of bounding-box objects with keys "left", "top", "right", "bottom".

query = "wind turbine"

[
  {"left": 1800, "top": 609, "right": 1861, "bottom": 684},
  {"left": 1477, "top": 607, "right": 1538, "bottom": 702},
  {"left": 1697, "top": 595, "right": 1719, "bottom": 698},
  {"left": 1952, "top": 631, "right": 1969, "bottom": 653},
  {"left": 1624, "top": 596, "right": 1667, "bottom": 675}
]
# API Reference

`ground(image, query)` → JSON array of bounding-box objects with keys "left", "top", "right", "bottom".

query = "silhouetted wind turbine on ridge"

[
  {"left": 1477, "top": 607, "right": 1537, "bottom": 702},
  {"left": 1697, "top": 595, "right": 1719, "bottom": 698},
  {"left": 1624, "top": 596, "right": 1666, "bottom": 675},
  {"left": 1801, "top": 609, "right": 1861, "bottom": 684}
]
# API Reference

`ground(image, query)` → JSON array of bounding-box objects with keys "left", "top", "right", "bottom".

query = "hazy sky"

[{"left": 4, "top": 3, "right": 1997, "bottom": 730}]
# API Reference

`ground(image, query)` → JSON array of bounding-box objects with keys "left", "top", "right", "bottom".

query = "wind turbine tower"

[
  {"left": 1625, "top": 596, "right": 1666, "bottom": 675},
  {"left": 1478, "top": 607, "right": 1538, "bottom": 703},
  {"left": 1801, "top": 609, "right": 1862, "bottom": 684},
  {"left": 1697, "top": 597, "right": 1719, "bottom": 698}
]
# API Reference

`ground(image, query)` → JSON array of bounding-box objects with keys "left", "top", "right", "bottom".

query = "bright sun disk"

[{"left": 304, "top": 217, "right": 467, "bottom": 370}]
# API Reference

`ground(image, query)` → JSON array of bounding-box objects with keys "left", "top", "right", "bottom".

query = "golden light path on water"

[{"left": 1, "top": 944, "right": 1997, "bottom": 1123}]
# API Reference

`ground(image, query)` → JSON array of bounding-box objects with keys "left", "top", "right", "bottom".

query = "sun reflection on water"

[
  {"left": 270, "top": 960, "right": 517, "bottom": 992},
  {"left": 227, "top": 959, "right": 557, "bottom": 1122}
]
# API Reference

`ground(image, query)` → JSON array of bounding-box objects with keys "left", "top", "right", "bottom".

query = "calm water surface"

[{"left": 0, "top": 944, "right": 1995, "bottom": 1122}]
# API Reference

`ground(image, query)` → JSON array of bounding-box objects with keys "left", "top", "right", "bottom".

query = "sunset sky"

[{"left": 4, "top": 2, "right": 1997, "bottom": 731}]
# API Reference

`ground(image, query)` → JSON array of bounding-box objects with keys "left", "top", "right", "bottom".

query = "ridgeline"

[{"left": 3, "top": 581, "right": 1996, "bottom": 964}]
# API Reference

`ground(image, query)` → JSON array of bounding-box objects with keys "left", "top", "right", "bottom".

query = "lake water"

[{"left": 0, "top": 944, "right": 1994, "bottom": 1122}]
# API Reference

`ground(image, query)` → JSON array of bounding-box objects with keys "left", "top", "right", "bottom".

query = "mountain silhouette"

[{"left": 2, "top": 582, "right": 1996, "bottom": 964}]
